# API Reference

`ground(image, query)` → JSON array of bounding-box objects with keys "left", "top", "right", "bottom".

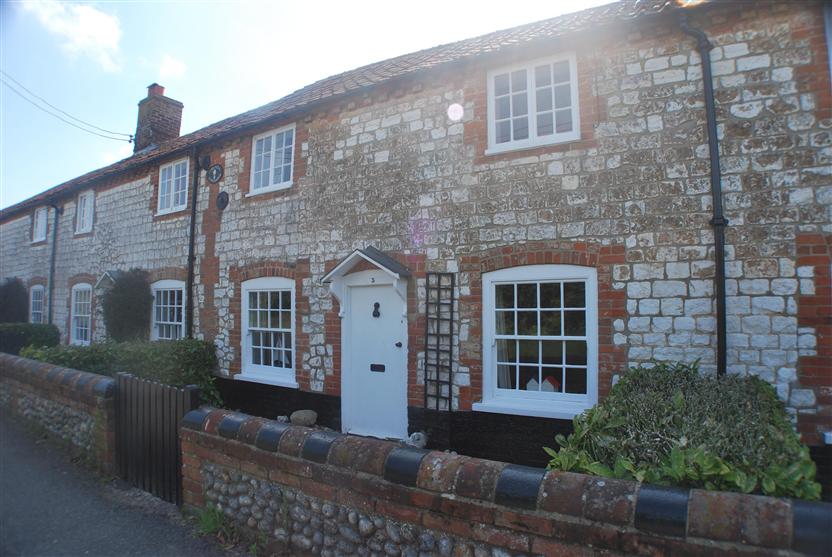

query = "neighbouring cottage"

[{"left": 1, "top": 0, "right": 830, "bottom": 467}]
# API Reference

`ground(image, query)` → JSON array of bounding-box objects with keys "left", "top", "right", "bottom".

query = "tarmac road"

[{"left": 0, "top": 408, "right": 226, "bottom": 557}]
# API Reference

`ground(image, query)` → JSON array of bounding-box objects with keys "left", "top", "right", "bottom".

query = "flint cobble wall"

[
  {"left": 182, "top": 407, "right": 831, "bottom": 556},
  {"left": 0, "top": 353, "right": 116, "bottom": 472}
]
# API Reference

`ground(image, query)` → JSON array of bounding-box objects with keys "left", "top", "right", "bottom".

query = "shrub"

[
  {"left": 0, "top": 278, "right": 28, "bottom": 323},
  {"left": 102, "top": 269, "right": 153, "bottom": 341},
  {"left": 0, "top": 323, "right": 60, "bottom": 355},
  {"left": 544, "top": 362, "right": 821, "bottom": 500},
  {"left": 21, "top": 339, "right": 222, "bottom": 406}
]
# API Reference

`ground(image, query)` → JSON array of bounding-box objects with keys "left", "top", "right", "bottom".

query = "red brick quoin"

[
  {"left": 795, "top": 233, "right": 832, "bottom": 445},
  {"left": 457, "top": 241, "right": 627, "bottom": 411}
]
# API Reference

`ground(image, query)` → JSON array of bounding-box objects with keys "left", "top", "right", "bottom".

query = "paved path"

[{"left": 0, "top": 409, "right": 226, "bottom": 557}]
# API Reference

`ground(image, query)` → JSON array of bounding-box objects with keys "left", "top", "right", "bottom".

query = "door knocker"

[{"left": 372, "top": 302, "right": 380, "bottom": 318}]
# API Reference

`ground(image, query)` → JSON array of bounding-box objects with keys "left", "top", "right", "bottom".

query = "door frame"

[{"left": 338, "top": 269, "right": 409, "bottom": 438}]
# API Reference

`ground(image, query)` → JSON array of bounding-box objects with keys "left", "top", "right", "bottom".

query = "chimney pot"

[
  {"left": 147, "top": 83, "right": 165, "bottom": 97},
  {"left": 133, "top": 84, "right": 183, "bottom": 153}
]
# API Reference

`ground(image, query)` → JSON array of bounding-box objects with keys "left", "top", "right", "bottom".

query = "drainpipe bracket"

[{"left": 710, "top": 216, "right": 729, "bottom": 227}]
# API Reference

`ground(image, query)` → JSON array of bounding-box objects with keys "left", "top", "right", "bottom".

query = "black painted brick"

[
  {"left": 635, "top": 484, "right": 689, "bottom": 538},
  {"left": 384, "top": 447, "right": 429, "bottom": 487},
  {"left": 301, "top": 431, "right": 341, "bottom": 464},
  {"left": 218, "top": 414, "right": 248, "bottom": 440},
  {"left": 494, "top": 464, "right": 546, "bottom": 510},
  {"left": 182, "top": 408, "right": 212, "bottom": 431},
  {"left": 255, "top": 423, "right": 290, "bottom": 452},
  {"left": 792, "top": 500, "right": 832, "bottom": 556}
]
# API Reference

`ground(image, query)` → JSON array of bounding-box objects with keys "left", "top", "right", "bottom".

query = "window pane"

[
  {"left": 564, "top": 310, "right": 586, "bottom": 336},
  {"left": 555, "top": 109, "right": 573, "bottom": 133},
  {"left": 516, "top": 284, "right": 537, "bottom": 308},
  {"left": 496, "top": 121, "right": 511, "bottom": 143},
  {"left": 517, "top": 311, "right": 537, "bottom": 335},
  {"left": 280, "top": 310, "right": 292, "bottom": 330},
  {"left": 566, "top": 340, "right": 587, "bottom": 365},
  {"left": 495, "top": 311, "right": 514, "bottom": 335},
  {"left": 495, "top": 284, "right": 514, "bottom": 308},
  {"left": 518, "top": 340, "right": 538, "bottom": 363},
  {"left": 565, "top": 368, "right": 587, "bottom": 394},
  {"left": 536, "top": 88, "right": 553, "bottom": 112},
  {"left": 541, "top": 340, "right": 563, "bottom": 365},
  {"left": 540, "top": 283, "right": 561, "bottom": 308},
  {"left": 281, "top": 291, "right": 291, "bottom": 308},
  {"left": 496, "top": 339, "right": 516, "bottom": 363},
  {"left": 497, "top": 364, "right": 515, "bottom": 389},
  {"left": 512, "top": 117, "right": 528, "bottom": 140},
  {"left": 542, "top": 368, "right": 563, "bottom": 392},
  {"left": 564, "top": 282, "right": 585, "bottom": 307},
  {"left": 537, "top": 113, "right": 554, "bottom": 136},
  {"left": 511, "top": 93, "right": 527, "bottom": 116},
  {"left": 510, "top": 69, "right": 527, "bottom": 91},
  {"left": 496, "top": 96, "right": 510, "bottom": 120},
  {"left": 553, "top": 61, "right": 570, "bottom": 83},
  {"left": 534, "top": 64, "right": 551, "bottom": 87},
  {"left": 540, "top": 311, "right": 561, "bottom": 335},
  {"left": 494, "top": 73, "right": 509, "bottom": 96},
  {"left": 554, "top": 84, "right": 571, "bottom": 109},
  {"left": 519, "top": 366, "right": 538, "bottom": 391}
]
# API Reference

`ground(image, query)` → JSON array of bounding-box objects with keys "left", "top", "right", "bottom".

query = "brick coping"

[{"left": 183, "top": 407, "right": 831, "bottom": 556}]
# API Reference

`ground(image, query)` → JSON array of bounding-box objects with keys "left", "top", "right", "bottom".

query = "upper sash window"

[{"left": 486, "top": 54, "right": 580, "bottom": 154}]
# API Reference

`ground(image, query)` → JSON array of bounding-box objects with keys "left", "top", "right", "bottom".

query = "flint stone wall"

[{"left": 0, "top": 353, "right": 116, "bottom": 472}]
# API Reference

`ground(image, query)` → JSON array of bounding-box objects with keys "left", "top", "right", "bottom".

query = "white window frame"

[
  {"left": 157, "top": 158, "right": 189, "bottom": 215},
  {"left": 248, "top": 124, "right": 295, "bottom": 196},
  {"left": 473, "top": 264, "right": 598, "bottom": 420},
  {"left": 30, "top": 285, "right": 45, "bottom": 324},
  {"left": 239, "top": 276, "right": 297, "bottom": 388},
  {"left": 70, "top": 283, "right": 93, "bottom": 346},
  {"left": 75, "top": 190, "right": 95, "bottom": 234},
  {"left": 32, "top": 207, "right": 48, "bottom": 243},
  {"left": 150, "top": 280, "right": 186, "bottom": 341},
  {"left": 486, "top": 53, "right": 581, "bottom": 155}
]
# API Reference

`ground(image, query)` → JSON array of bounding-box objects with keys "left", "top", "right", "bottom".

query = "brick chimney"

[{"left": 133, "top": 83, "right": 183, "bottom": 153}]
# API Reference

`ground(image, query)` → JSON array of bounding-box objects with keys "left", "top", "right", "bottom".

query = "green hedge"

[
  {"left": 0, "top": 323, "right": 60, "bottom": 355},
  {"left": 544, "top": 362, "right": 821, "bottom": 500},
  {"left": 21, "top": 339, "right": 222, "bottom": 406}
]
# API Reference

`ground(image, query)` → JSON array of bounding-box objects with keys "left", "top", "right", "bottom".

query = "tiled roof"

[{"left": 1, "top": 0, "right": 683, "bottom": 220}]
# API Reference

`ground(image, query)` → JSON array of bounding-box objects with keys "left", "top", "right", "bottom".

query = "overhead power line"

[{"left": 0, "top": 72, "right": 133, "bottom": 143}]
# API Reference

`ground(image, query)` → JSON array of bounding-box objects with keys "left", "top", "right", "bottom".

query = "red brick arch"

[{"left": 457, "top": 241, "right": 626, "bottom": 411}]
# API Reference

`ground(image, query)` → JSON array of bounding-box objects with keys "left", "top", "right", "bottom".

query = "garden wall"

[
  {"left": 0, "top": 353, "right": 116, "bottom": 473},
  {"left": 181, "top": 408, "right": 831, "bottom": 557}
]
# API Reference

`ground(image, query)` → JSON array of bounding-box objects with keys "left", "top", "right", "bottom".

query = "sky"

[{"left": 0, "top": 0, "right": 610, "bottom": 210}]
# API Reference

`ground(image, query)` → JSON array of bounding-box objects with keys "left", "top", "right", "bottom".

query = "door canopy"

[{"left": 321, "top": 246, "right": 410, "bottom": 316}]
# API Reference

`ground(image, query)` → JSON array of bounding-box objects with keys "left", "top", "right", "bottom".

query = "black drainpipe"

[
  {"left": 679, "top": 13, "right": 729, "bottom": 376},
  {"left": 46, "top": 202, "right": 62, "bottom": 325},
  {"left": 185, "top": 148, "right": 201, "bottom": 338}
]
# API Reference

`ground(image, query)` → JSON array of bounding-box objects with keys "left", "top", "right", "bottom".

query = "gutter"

[
  {"left": 679, "top": 12, "right": 729, "bottom": 376},
  {"left": 46, "top": 202, "right": 62, "bottom": 325},
  {"left": 185, "top": 148, "right": 201, "bottom": 338}
]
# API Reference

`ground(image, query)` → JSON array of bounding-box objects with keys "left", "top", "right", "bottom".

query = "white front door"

[{"left": 342, "top": 273, "right": 408, "bottom": 439}]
